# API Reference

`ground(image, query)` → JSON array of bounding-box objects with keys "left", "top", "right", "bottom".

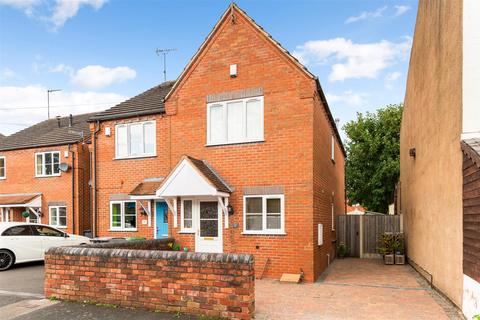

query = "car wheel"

[{"left": 0, "top": 250, "right": 15, "bottom": 271}]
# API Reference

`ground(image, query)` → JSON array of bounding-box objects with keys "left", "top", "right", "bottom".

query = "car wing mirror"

[{"left": 63, "top": 233, "right": 69, "bottom": 238}]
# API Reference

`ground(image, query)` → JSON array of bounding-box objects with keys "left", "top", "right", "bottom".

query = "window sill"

[
  {"left": 35, "top": 174, "right": 61, "bottom": 178},
  {"left": 114, "top": 154, "right": 157, "bottom": 161},
  {"left": 178, "top": 230, "right": 195, "bottom": 234},
  {"left": 205, "top": 140, "right": 265, "bottom": 147},
  {"left": 242, "top": 231, "right": 287, "bottom": 236},
  {"left": 0, "top": 177, "right": 5, "bottom": 180},
  {"left": 108, "top": 229, "right": 137, "bottom": 232}
]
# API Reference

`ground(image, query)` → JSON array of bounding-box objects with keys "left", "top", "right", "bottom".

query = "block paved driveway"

[{"left": 255, "top": 258, "right": 464, "bottom": 320}]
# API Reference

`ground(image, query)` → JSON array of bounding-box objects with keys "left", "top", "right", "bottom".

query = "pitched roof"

[
  {"left": 462, "top": 138, "right": 480, "bottom": 168},
  {"left": 90, "top": 81, "right": 175, "bottom": 122},
  {"left": 186, "top": 156, "right": 233, "bottom": 194},
  {"left": 130, "top": 180, "right": 164, "bottom": 196},
  {"left": 0, "top": 113, "right": 94, "bottom": 152}
]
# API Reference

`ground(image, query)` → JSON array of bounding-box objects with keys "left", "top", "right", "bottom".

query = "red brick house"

[
  {"left": 0, "top": 114, "right": 92, "bottom": 235},
  {"left": 90, "top": 4, "right": 345, "bottom": 281}
]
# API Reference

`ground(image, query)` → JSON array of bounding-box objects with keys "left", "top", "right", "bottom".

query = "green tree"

[{"left": 343, "top": 104, "right": 403, "bottom": 213}]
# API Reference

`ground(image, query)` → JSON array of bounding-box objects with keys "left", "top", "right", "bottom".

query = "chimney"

[
  {"left": 69, "top": 114, "right": 73, "bottom": 127},
  {"left": 335, "top": 118, "right": 340, "bottom": 127},
  {"left": 56, "top": 116, "right": 61, "bottom": 128}
]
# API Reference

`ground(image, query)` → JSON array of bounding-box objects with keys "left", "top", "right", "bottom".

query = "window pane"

[
  {"left": 209, "top": 104, "right": 225, "bottom": 143},
  {"left": 144, "top": 122, "right": 155, "bottom": 155},
  {"left": 34, "top": 226, "right": 63, "bottom": 237},
  {"left": 59, "top": 207, "right": 67, "bottom": 226},
  {"left": 50, "top": 207, "right": 58, "bottom": 225},
  {"left": 246, "top": 197, "right": 262, "bottom": 213},
  {"left": 53, "top": 153, "right": 60, "bottom": 174},
  {"left": 246, "top": 215, "right": 262, "bottom": 230},
  {"left": 111, "top": 203, "right": 121, "bottom": 227},
  {"left": 3, "top": 226, "right": 33, "bottom": 236},
  {"left": 246, "top": 99, "right": 263, "bottom": 140},
  {"left": 200, "top": 220, "right": 218, "bottom": 237},
  {"left": 116, "top": 126, "right": 128, "bottom": 157},
  {"left": 227, "top": 101, "right": 244, "bottom": 141},
  {"left": 267, "top": 215, "right": 281, "bottom": 229},
  {"left": 36, "top": 154, "right": 43, "bottom": 175},
  {"left": 267, "top": 198, "right": 281, "bottom": 213},
  {"left": 0, "top": 158, "right": 4, "bottom": 177},
  {"left": 200, "top": 202, "right": 217, "bottom": 219},
  {"left": 184, "top": 219, "right": 192, "bottom": 228},
  {"left": 183, "top": 200, "right": 192, "bottom": 220},
  {"left": 129, "top": 124, "right": 143, "bottom": 156},
  {"left": 124, "top": 202, "right": 136, "bottom": 228}
]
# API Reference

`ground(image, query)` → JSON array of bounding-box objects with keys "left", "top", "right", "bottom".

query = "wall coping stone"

[{"left": 46, "top": 246, "right": 254, "bottom": 264}]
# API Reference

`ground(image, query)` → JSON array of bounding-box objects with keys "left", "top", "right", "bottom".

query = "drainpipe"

[
  {"left": 92, "top": 121, "right": 100, "bottom": 238},
  {"left": 69, "top": 144, "right": 76, "bottom": 234}
]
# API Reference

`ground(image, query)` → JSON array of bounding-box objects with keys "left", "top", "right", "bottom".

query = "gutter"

[
  {"left": 69, "top": 144, "right": 76, "bottom": 234},
  {"left": 89, "top": 109, "right": 165, "bottom": 122}
]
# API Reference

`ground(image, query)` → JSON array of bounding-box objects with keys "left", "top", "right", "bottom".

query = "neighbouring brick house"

[
  {"left": 400, "top": 0, "right": 480, "bottom": 318},
  {"left": 90, "top": 3, "right": 345, "bottom": 282},
  {"left": 0, "top": 114, "right": 92, "bottom": 235}
]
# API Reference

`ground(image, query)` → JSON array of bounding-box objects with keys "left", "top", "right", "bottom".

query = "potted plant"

[
  {"left": 22, "top": 211, "right": 30, "bottom": 219},
  {"left": 337, "top": 242, "right": 348, "bottom": 258},
  {"left": 378, "top": 233, "right": 395, "bottom": 265},
  {"left": 394, "top": 233, "right": 405, "bottom": 265}
]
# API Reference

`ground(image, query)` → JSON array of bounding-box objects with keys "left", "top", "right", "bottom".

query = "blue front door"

[{"left": 156, "top": 202, "right": 169, "bottom": 238}]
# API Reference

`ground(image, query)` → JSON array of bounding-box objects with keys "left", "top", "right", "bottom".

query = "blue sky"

[{"left": 0, "top": 0, "right": 418, "bottom": 136}]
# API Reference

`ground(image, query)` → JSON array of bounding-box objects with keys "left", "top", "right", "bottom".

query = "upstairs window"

[
  {"left": 0, "top": 156, "right": 5, "bottom": 179},
  {"left": 115, "top": 121, "right": 156, "bottom": 159},
  {"left": 35, "top": 151, "right": 60, "bottom": 177},
  {"left": 331, "top": 135, "right": 335, "bottom": 162},
  {"left": 207, "top": 96, "right": 264, "bottom": 145}
]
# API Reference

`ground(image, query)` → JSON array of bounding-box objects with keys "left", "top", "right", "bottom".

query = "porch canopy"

[
  {"left": 0, "top": 193, "right": 42, "bottom": 222},
  {"left": 156, "top": 156, "right": 233, "bottom": 228},
  {"left": 129, "top": 178, "right": 164, "bottom": 227}
]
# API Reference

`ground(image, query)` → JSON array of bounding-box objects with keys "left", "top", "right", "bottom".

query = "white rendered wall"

[
  {"left": 462, "top": 0, "right": 480, "bottom": 139},
  {"left": 463, "top": 274, "right": 480, "bottom": 320}
]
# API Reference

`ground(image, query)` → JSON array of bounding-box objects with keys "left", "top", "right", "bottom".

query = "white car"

[{"left": 0, "top": 222, "right": 91, "bottom": 271}]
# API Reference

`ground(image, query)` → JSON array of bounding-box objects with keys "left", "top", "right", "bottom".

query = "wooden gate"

[{"left": 337, "top": 214, "right": 402, "bottom": 258}]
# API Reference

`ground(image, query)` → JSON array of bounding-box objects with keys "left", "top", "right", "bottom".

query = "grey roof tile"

[{"left": 0, "top": 113, "right": 93, "bottom": 152}]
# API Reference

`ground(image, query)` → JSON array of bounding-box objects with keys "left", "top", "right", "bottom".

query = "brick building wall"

[
  {"left": 45, "top": 247, "right": 255, "bottom": 320},
  {"left": 93, "top": 5, "right": 344, "bottom": 282},
  {"left": 0, "top": 142, "right": 91, "bottom": 235}
]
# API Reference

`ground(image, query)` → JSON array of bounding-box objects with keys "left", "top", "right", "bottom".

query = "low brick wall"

[{"left": 45, "top": 247, "right": 255, "bottom": 320}]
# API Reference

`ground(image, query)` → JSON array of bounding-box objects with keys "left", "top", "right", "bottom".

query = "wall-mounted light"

[
  {"left": 409, "top": 148, "right": 416, "bottom": 158},
  {"left": 230, "top": 64, "right": 237, "bottom": 78},
  {"left": 227, "top": 204, "right": 234, "bottom": 215}
]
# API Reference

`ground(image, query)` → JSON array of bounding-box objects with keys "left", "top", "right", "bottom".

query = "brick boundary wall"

[{"left": 45, "top": 247, "right": 255, "bottom": 320}]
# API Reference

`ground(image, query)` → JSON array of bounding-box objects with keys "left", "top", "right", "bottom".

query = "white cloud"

[
  {"left": 0, "top": 85, "right": 127, "bottom": 135},
  {"left": 1, "top": 68, "right": 16, "bottom": 79},
  {"left": 50, "top": 63, "right": 74, "bottom": 76},
  {"left": 0, "top": 0, "right": 40, "bottom": 16},
  {"left": 0, "top": 0, "right": 107, "bottom": 29},
  {"left": 384, "top": 71, "right": 402, "bottom": 90},
  {"left": 394, "top": 5, "right": 411, "bottom": 17},
  {"left": 345, "top": 6, "right": 387, "bottom": 24},
  {"left": 50, "top": 0, "right": 108, "bottom": 29},
  {"left": 293, "top": 37, "right": 412, "bottom": 82},
  {"left": 70, "top": 65, "right": 137, "bottom": 89},
  {"left": 326, "top": 91, "right": 367, "bottom": 108}
]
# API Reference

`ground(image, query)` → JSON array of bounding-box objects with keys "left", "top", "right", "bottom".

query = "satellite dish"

[{"left": 59, "top": 163, "right": 70, "bottom": 172}]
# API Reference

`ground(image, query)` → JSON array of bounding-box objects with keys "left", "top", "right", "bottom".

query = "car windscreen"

[{"left": 2, "top": 225, "right": 34, "bottom": 236}]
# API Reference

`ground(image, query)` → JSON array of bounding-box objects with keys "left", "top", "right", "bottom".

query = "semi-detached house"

[
  {"left": 0, "top": 114, "right": 92, "bottom": 235},
  {"left": 90, "top": 3, "right": 345, "bottom": 281}
]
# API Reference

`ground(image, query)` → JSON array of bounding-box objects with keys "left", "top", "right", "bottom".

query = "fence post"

[{"left": 359, "top": 215, "right": 364, "bottom": 258}]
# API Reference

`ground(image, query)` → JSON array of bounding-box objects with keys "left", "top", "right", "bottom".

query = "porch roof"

[
  {"left": 130, "top": 180, "right": 164, "bottom": 196},
  {"left": 156, "top": 156, "right": 233, "bottom": 198},
  {"left": 0, "top": 193, "right": 42, "bottom": 207}
]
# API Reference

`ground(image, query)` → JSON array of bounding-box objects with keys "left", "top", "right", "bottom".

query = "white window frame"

[
  {"left": 0, "top": 156, "right": 5, "bottom": 179},
  {"left": 180, "top": 199, "right": 195, "bottom": 233},
  {"left": 243, "top": 194, "right": 285, "bottom": 235},
  {"left": 115, "top": 121, "right": 156, "bottom": 159},
  {"left": 206, "top": 96, "right": 264, "bottom": 146},
  {"left": 109, "top": 201, "right": 137, "bottom": 231},
  {"left": 49, "top": 206, "right": 67, "bottom": 228},
  {"left": 35, "top": 151, "right": 61, "bottom": 177}
]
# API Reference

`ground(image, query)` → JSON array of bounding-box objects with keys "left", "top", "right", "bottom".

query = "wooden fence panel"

[{"left": 337, "top": 214, "right": 401, "bottom": 258}]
